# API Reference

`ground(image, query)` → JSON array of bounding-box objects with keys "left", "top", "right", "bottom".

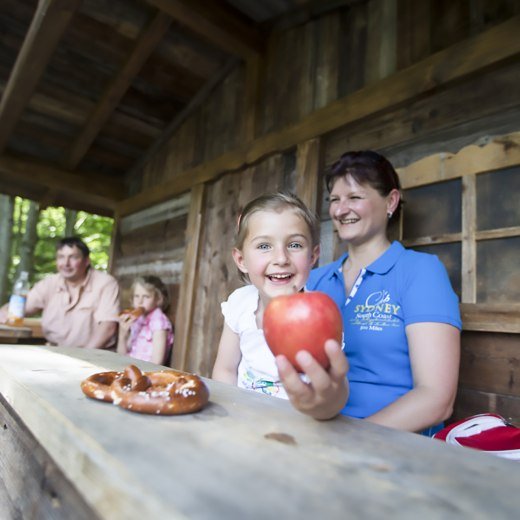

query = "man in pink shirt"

[{"left": 1, "top": 237, "right": 120, "bottom": 349}]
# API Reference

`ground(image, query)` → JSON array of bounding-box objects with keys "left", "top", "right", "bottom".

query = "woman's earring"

[{"left": 387, "top": 211, "right": 393, "bottom": 219}]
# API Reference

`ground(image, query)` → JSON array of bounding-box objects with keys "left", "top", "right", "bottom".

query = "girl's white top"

[{"left": 221, "top": 285, "right": 288, "bottom": 399}]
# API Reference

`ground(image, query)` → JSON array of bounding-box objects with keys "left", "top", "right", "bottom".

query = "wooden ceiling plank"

[
  {"left": 65, "top": 11, "right": 172, "bottom": 170},
  {"left": 126, "top": 56, "right": 239, "bottom": 180},
  {"left": 0, "top": 154, "right": 124, "bottom": 211},
  {"left": 145, "top": 0, "right": 262, "bottom": 59},
  {"left": 0, "top": 0, "right": 82, "bottom": 153},
  {"left": 117, "top": 15, "right": 520, "bottom": 216}
]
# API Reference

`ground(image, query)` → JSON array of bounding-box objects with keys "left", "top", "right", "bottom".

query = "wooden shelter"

[{"left": 0, "top": 0, "right": 519, "bottom": 423}]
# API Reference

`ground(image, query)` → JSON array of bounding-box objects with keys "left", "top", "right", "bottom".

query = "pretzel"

[
  {"left": 119, "top": 307, "right": 145, "bottom": 319},
  {"left": 80, "top": 371, "right": 123, "bottom": 402},
  {"left": 81, "top": 365, "right": 209, "bottom": 415}
]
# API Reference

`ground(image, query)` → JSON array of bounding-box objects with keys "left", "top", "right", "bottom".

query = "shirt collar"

[
  {"left": 327, "top": 241, "right": 404, "bottom": 278},
  {"left": 57, "top": 267, "right": 93, "bottom": 292},
  {"left": 365, "top": 241, "right": 405, "bottom": 274}
]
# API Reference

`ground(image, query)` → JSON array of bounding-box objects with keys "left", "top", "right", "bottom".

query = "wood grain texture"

[
  {"left": 0, "top": 393, "right": 101, "bottom": 520},
  {"left": 118, "top": 16, "right": 520, "bottom": 215},
  {"left": 0, "top": 0, "right": 82, "bottom": 152},
  {"left": 1, "top": 345, "right": 520, "bottom": 519}
]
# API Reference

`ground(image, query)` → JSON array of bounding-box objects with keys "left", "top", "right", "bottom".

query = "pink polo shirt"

[{"left": 27, "top": 269, "right": 120, "bottom": 348}]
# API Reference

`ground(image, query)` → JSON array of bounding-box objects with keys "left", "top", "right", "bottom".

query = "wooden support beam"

[
  {"left": 461, "top": 174, "right": 477, "bottom": 303},
  {"left": 145, "top": 0, "right": 262, "bottom": 59},
  {"left": 117, "top": 16, "right": 520, "bottom": 216},
  {"left": 0, "top": 0, "right": 81, "bottom": 153},
  {"left": 0, "top": 154, "right": 124, "bottom": 214},
  {"left": 65, "top": 12, "right": 172, "bottom": 169},
  {"left": 295, "top": 138, "right": 321, "bottom": 213},
  {"left": 171, "top": 184, "right": 205, "bottom": 371},
  {"left": 461, "top": 303, "right": 520, "bottom": 333}
]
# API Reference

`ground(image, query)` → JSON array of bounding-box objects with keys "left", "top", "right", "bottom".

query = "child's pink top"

[{"left": 128, "top": 307, "right": 174, "bottom": 363}]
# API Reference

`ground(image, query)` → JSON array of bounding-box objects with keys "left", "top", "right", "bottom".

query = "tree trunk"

[
  {"left": 0, "top": 194, "right": 14, "bottom": 303},
  {"left": 64, "top": 209, "right": 78, "bottom": 236},
  {"left": 17, "top": 200, "right": 40, "bottom": 279}
]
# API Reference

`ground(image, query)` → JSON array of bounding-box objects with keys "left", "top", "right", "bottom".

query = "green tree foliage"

[{"left": 5, "top": 197, "right": 113, "bottom": 293}]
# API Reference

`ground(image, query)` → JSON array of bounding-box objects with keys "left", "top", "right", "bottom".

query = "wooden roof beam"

[
  {"left": 117, "top": 15, "right": 520, "bottom": 216},
  {"left": 145, "top": 0, "right": 262, "bottom": 59},
  {"left": 65, "top": 11, "right": 172, "bottom": 170},
  {"left": 0, "top": 154, "right": 124, "bottom": 215},
  {"left": 0, "top": 0, "right": 81, "bottom": 154}
]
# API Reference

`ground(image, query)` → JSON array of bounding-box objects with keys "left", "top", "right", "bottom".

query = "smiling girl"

[{"left": 212, "top": 193, "right": 348, "bottom": 412}]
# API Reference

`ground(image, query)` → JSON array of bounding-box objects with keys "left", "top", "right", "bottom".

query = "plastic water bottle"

[{"left": 7, "top": 271, "right": 30, "bottom": 326}]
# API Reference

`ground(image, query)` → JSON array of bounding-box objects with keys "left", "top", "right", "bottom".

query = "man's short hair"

[{"left": 56, "top": 237, "right": 90, "bottom": 258}]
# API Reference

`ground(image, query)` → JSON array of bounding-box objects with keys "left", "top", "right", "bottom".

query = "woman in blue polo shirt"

[{"left": 276, "top": 151, "right": 461, "bottom": 435}]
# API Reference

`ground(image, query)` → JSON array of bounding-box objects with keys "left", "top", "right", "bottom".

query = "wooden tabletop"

[
  {"left": 0, "top": 324, "right": 32, "bottom": 343},
  {"left": 0, "top": 345, "right": 519, "bottom": 520}
]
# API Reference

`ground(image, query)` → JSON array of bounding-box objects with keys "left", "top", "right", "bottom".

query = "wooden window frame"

[{"left": 399, "top": 132, "right": 520, "bottom": 333}]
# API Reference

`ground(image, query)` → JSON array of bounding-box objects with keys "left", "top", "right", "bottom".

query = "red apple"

[{"left": 263, "top": 291, "right": 342, "bottom": 371}]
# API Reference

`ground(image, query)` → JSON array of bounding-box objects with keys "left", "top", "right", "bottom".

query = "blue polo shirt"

[{"left": 306, "top": 241, "right": 461, "bottom": 419}]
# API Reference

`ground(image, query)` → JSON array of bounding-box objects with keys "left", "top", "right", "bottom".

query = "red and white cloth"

[{"left": 434, "top": 413, "right": 520, "bottom": 461}]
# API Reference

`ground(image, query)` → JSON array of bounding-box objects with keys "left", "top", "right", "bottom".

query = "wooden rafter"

[
  {"left": 145, "top": 0, "right": 262, "bottom": 59},
  {"left": 65, "top": 11, "right": 172, "bottom": 170},
  {"left": 117, "top": 16, "right": 520, "bottom": 216},
  {"left": 0, "top": 0, "right": 82, "bottom": 154},
  {"left": 0, "top": 154, "right": 124, "bottom": 212}
]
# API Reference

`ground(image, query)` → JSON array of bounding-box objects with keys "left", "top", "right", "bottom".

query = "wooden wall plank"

[
  {"left": 186, "top": 153, "right": 295, "bottom": 377},
  {"left": 118, "top": 16, "right": 520, "bottom": 216},
  {"left": 397, "top": 0, "right": 431, "bottom": 69},
  {"left": 461, "top": 303, "right": 520, "bottom": 333},
  {"left": 459, "top": 331, "right": 520, "bottom": 397},
  {"left": 295, "top": 138, "right": 321, "bottom": 213}
]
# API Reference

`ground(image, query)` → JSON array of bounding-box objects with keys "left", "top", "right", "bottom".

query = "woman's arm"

[
  {"left": 276, "top": 340, "right": 349, "bottom": 420},
  {"left": 366, "top": 322, "right": 460, "bottom": 432},
  {"left": 211, "top": 323, "right": 242, "bottom": 385},
  {"left": 150, "top": 329, "right": 168, "bottom": 365}
]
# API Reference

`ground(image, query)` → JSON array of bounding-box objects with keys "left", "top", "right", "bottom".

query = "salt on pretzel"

[
  {"left": 80, "top": 371, "right": 123, "bottom": 402},
  {"left": 81, "top": 365, "right": 209, "bottom": 415}
]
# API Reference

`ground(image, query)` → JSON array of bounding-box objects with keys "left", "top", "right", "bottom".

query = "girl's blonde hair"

[
  {"left": 234, "top": 192, "right": 320, "bottom": 283},
  {"left": 131, "top": 275, "right": 170, "bottom": 312}
]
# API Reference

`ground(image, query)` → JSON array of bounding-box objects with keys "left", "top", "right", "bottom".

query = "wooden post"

[
  {"left": 171, "top": 184, "right": 205, "bottom": 370},
  {"left": 461, "top": 174, "right": 477, "bottom": 303}
]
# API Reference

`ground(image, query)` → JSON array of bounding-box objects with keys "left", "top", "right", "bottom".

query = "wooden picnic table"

[
  {"left": 0, "top": 323, "right": 32, "bottom": 343},
  {"left": 0, "top": 345, "right": 519, "bottom": 520}
]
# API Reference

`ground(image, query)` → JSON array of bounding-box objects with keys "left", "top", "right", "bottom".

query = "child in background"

[
  {"left": 212, "top": 192, "right": 347, "bottom": 412},
  {"left": 117, "top": 275, "right": 174, "bottom": 365}
]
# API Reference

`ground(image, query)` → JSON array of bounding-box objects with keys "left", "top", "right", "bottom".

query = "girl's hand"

[
  {"left": 118, "top": 313, "right": 135, "bottom": 334},
  {"left": 276, "top": 339, "right": 349, "bottom": 420}
]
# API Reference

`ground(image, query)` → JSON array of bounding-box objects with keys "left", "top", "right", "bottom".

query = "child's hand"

[
  {"left": 118, "top": 313, "right": 135, "bottom": 334},
  {"left": 276, "top": 339, "right": 349, "bottom": 420}
]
